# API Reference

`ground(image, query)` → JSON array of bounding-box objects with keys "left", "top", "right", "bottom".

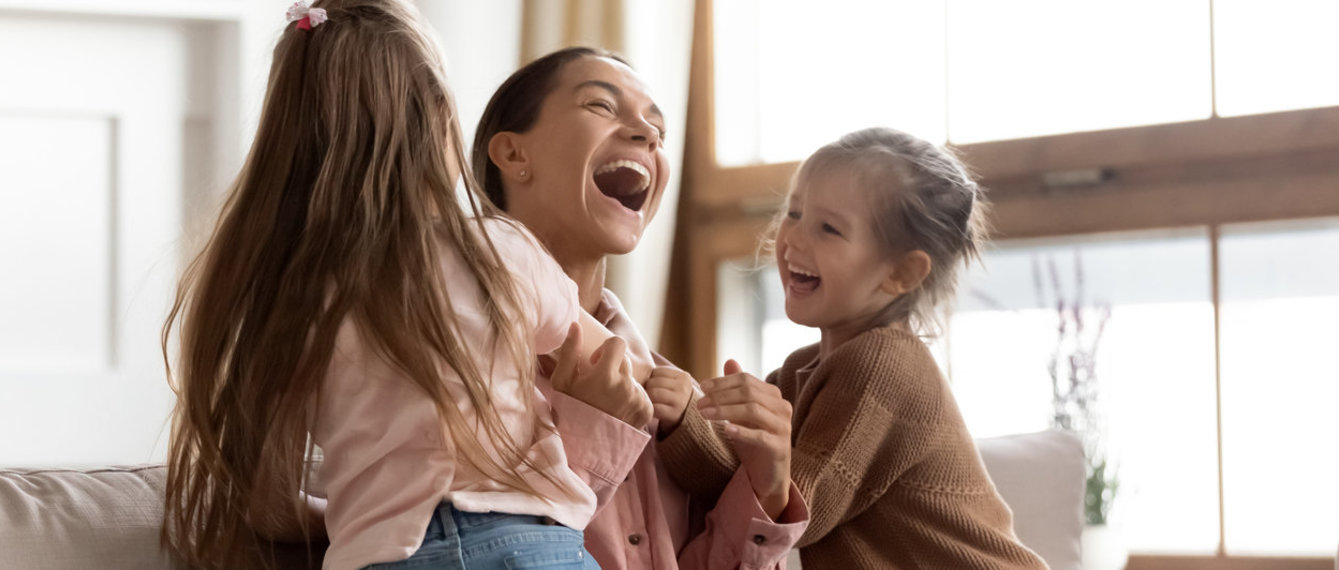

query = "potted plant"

[{"left": 1034, "top": 253, "right": 1123, "bottom": 568}]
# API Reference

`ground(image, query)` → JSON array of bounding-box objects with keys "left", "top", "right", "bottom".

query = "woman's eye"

[
  {"left": 587, "top": 100, "right": 616, "bottom": 113},
  {"left": 821, "top": 223, "right": 842, "bottom": 236}
]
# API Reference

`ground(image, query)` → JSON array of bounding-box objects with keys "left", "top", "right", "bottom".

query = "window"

[
  {"left": 712, "top": 0, "right": 1338, "bottom": 164},
  {"left": 678, "top": 3, "right": 1339, "bottom": 565},
  {"left": 947, "top": 1, "right": 1211, "bottom": 144},
  {"left": 713, "top": 221, "right": 1339, "bottom": 557},
  {"left": 1213, "top": 0, "right": 1339, "bottom": 117},
  {"left": 1218, "top": 219, "right": 1339, "bottom": 556},
  {"left": 713, "top": 0, "right": 946, "bottom": 165},
  {"left": 951, "top": 230, "right": 1221, "bottom": 554}
]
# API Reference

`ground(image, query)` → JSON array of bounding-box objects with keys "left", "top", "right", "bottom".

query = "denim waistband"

[{"left": 423, "top": 502, "right": 557, "bottom": 540}]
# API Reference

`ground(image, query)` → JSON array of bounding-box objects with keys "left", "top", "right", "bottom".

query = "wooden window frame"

[{"left": 663, "top": 0, "right": 1339, "bottom": 567}]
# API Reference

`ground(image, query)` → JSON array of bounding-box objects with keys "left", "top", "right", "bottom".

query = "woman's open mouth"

[{"left": 593, "top": 159, "right": 650, "bottom": 212}]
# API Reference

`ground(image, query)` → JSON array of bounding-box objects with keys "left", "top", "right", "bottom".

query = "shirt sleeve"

[
  {"left": 544, "top": 384, "right": 651, "bottom": 512},
  {"left": 482, "top": 218, "right": 581, "bottom": 355},
  {"left": 676, "top": 468, "right": 809, "bottom": 570}
]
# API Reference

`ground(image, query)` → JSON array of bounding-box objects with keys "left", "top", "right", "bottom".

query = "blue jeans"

[{"left": 362, "top": 503, "right": 599, "bottom": 569}]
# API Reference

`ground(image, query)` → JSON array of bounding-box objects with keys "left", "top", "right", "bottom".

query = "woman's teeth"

[
  {"left": 593, "top": 159, "right": 652, "bottom": 211},
  {"left": 594, "top": 160, "right": 650, "bottom": 193}
]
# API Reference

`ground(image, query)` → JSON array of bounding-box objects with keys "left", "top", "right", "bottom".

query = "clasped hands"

[{"left": 548, "top": 324, "right": 792, "bottom": 519}]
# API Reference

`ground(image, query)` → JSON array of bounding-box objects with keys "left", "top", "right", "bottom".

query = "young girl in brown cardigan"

[{"left": 652, "top": 127, "right": 1049, "bottom": 569}]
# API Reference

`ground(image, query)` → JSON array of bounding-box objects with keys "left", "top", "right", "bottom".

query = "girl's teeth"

[{"left": 788, "top": 264, "right": 817, "bottom": 278}]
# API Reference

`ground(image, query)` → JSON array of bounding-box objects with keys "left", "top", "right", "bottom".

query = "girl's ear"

[
  {"left": 880, "top": 250, "right": 932, "bottom": 296},
  {"left": 487, "top": 131, "right": 529, "bottom": 183}
]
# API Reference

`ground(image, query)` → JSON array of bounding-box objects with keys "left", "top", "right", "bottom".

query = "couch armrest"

[
  {"left": 977, "top": 429, "right": 1085, "bottom": 570},
  {"left": 0, "top": 465, "right": 324, "bottom": 570}
]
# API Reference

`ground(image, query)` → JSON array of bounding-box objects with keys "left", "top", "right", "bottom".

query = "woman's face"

[{"left": 506, "top": 56, "right": 670, "bottom": 259}]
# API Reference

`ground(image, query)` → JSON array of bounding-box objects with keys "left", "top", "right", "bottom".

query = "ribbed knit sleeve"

[
  {"left": 656, "top": 392, "right": 740, "bottom": 501},
  {"left": 781, "top": 328, "right": 943, "bottom": 547}
]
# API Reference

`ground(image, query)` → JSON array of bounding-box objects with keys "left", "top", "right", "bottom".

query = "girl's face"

[
  {"left": 775, "top": 170, "right": 903, "bottom": 338},
  {"left": 507, "top": 56, "right": 670, "bottom": 259}
]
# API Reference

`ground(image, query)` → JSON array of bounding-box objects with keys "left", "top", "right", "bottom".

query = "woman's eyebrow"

[{"left": 575, "top": 80, "right": 664, "bottom": 121}]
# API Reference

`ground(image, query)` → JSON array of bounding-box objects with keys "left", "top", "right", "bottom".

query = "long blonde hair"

[{"left": 162, "top": 1, "right": 557, "bottom": 567}]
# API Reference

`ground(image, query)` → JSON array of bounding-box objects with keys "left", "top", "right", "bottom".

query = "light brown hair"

[
  {"left": 161, "top": 2, "right": 560, "bottom": 567},
  {"left": 780, "top": 127, "right": 988, "bottom": 334}
]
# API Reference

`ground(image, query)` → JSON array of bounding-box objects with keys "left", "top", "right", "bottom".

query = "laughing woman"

[{"left": 473, "top": 47, "right": 810, "bottom": 569}]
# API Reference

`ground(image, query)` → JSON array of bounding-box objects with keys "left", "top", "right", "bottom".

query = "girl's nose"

[{"left": 782, "top": 223, "right": 807, "bottom": 252}]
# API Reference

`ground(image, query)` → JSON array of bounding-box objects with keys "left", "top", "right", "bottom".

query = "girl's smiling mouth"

[{"left": 787, "top": 263, "right": 821, "bottom": 294}]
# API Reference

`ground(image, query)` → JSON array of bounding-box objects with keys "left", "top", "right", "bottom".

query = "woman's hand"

[
  {"left": 549, "top": 324, "right": 654, "bottom": 428},
  {"left": 644, "top": 366, "right": 696, "bottom": 434},
  {"left": 697, "top": 360, "right": 793, "bottom": 520}
]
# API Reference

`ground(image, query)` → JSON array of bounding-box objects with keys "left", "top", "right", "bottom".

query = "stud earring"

[{"left": 518, "top": 169, "right": 528, "bottom": 179}]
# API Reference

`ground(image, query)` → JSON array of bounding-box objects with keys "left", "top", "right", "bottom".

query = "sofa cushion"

[
  {"left": 0, "top": 465, "right": 324, "bottom": 569},
  {"left": 0, "top": 465, "right": 178, "bottom": 570},
  {"left": 977, "top": 429, "right": 1085, "bottom": 570}
]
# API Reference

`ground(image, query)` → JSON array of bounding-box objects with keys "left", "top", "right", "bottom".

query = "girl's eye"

[
  {"left": 821, "top": 223, "right": 842, "bottom": 236},
  {"left": 785, "top": 210, "right": 800, "bottom": 220}
]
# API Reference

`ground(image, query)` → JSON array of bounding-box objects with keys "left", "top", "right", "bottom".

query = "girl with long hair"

[{"left": 162, "top": 3, "right": 652, "bottom": 569}]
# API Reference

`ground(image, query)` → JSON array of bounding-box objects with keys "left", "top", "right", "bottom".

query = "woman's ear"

[
  {"left": 880, "top": 250, "right": 932, "bottom": 297},
  {"left": 487, "top": 131, "right": 530, "bottom": 183}
]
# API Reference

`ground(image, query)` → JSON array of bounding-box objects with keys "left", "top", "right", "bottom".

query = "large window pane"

[
  {"left": 1219, "top": 219, "right": 1339, "bottom": 556},
  {"left": 1214, "top": 0, "right": 1339, "bottom": 117},
  {"left": 952, "top": 230, "right": 1219, "bottom": 553},
  {"left": 946, "top": 0, "right": 1211, "bottom": 143},
  {"left": 713, "top": 0, "right": 947, "bottom": 166}
]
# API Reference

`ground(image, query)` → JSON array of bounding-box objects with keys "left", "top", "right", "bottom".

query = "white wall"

[
  {"left": 0, "top": 8, "right": 223, "bottom": 466},
  {"left": 416, "top": 0, "right": 523, "bottom": 147},
  {"left": 0, "top": 1, "right": 525, "bottom": 467}
]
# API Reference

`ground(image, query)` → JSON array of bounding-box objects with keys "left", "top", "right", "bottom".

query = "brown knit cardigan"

[{"left": 658, "top": 325, "right": 1048, "bottom": 569}]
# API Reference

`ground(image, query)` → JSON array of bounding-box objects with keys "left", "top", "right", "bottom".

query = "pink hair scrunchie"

[{"left": 286, "top": 1, "right": 328, "bottom": 30}]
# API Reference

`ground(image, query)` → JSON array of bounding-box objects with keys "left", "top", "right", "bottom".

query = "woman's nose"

[{"left": 624, "top": 117, "right": 660, "bottom": 150}]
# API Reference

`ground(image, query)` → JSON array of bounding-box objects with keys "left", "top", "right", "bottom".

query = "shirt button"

[
  {"left": 628, "top": 533, "right": 643, "bottom": 546},
  {"left": 752, "top": 534, "right": 767, "bottom": 545}
]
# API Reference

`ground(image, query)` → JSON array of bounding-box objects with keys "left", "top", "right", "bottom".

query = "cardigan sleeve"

[
  {"left": 788, "top": 331, "right": 942, "bottom": 547},
  {"left": 655, "top": 390, "right": 740, "bottom": 502}
]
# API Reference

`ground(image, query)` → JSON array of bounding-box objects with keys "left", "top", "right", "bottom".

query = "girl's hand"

[
  {"left": 644, "top": 366, "right": 696, "bottom": 434},
  {"left": 550, "top": 324, "right": 654, "bottom": 428},
  {"left": 697, "top": 360, "right": 793, "bottom": 520}
]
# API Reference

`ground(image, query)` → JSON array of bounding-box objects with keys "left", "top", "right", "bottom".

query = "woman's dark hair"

[{"left": 471, "top": 46, "right": 627, "bottom": 211}]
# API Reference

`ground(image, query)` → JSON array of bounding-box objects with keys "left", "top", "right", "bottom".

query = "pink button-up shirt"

[
  {"left": 313, "top": 220, "right": 650, "bottom": 570},
  {"left": 571, "top": 291, "right": 810, "bottom": 570}
]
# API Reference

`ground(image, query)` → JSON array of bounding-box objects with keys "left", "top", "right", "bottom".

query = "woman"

[{"left": 472, "top": 47, "right": 809, "bottom": 569}]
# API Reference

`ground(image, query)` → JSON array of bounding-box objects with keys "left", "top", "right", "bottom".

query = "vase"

[{"left": 1081, "top": 523, "right": 1127, "bottom": 570}]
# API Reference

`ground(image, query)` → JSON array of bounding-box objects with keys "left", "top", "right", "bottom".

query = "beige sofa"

[{"left": 1, "top": 430, "right": 1083, "bottom": 569}]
